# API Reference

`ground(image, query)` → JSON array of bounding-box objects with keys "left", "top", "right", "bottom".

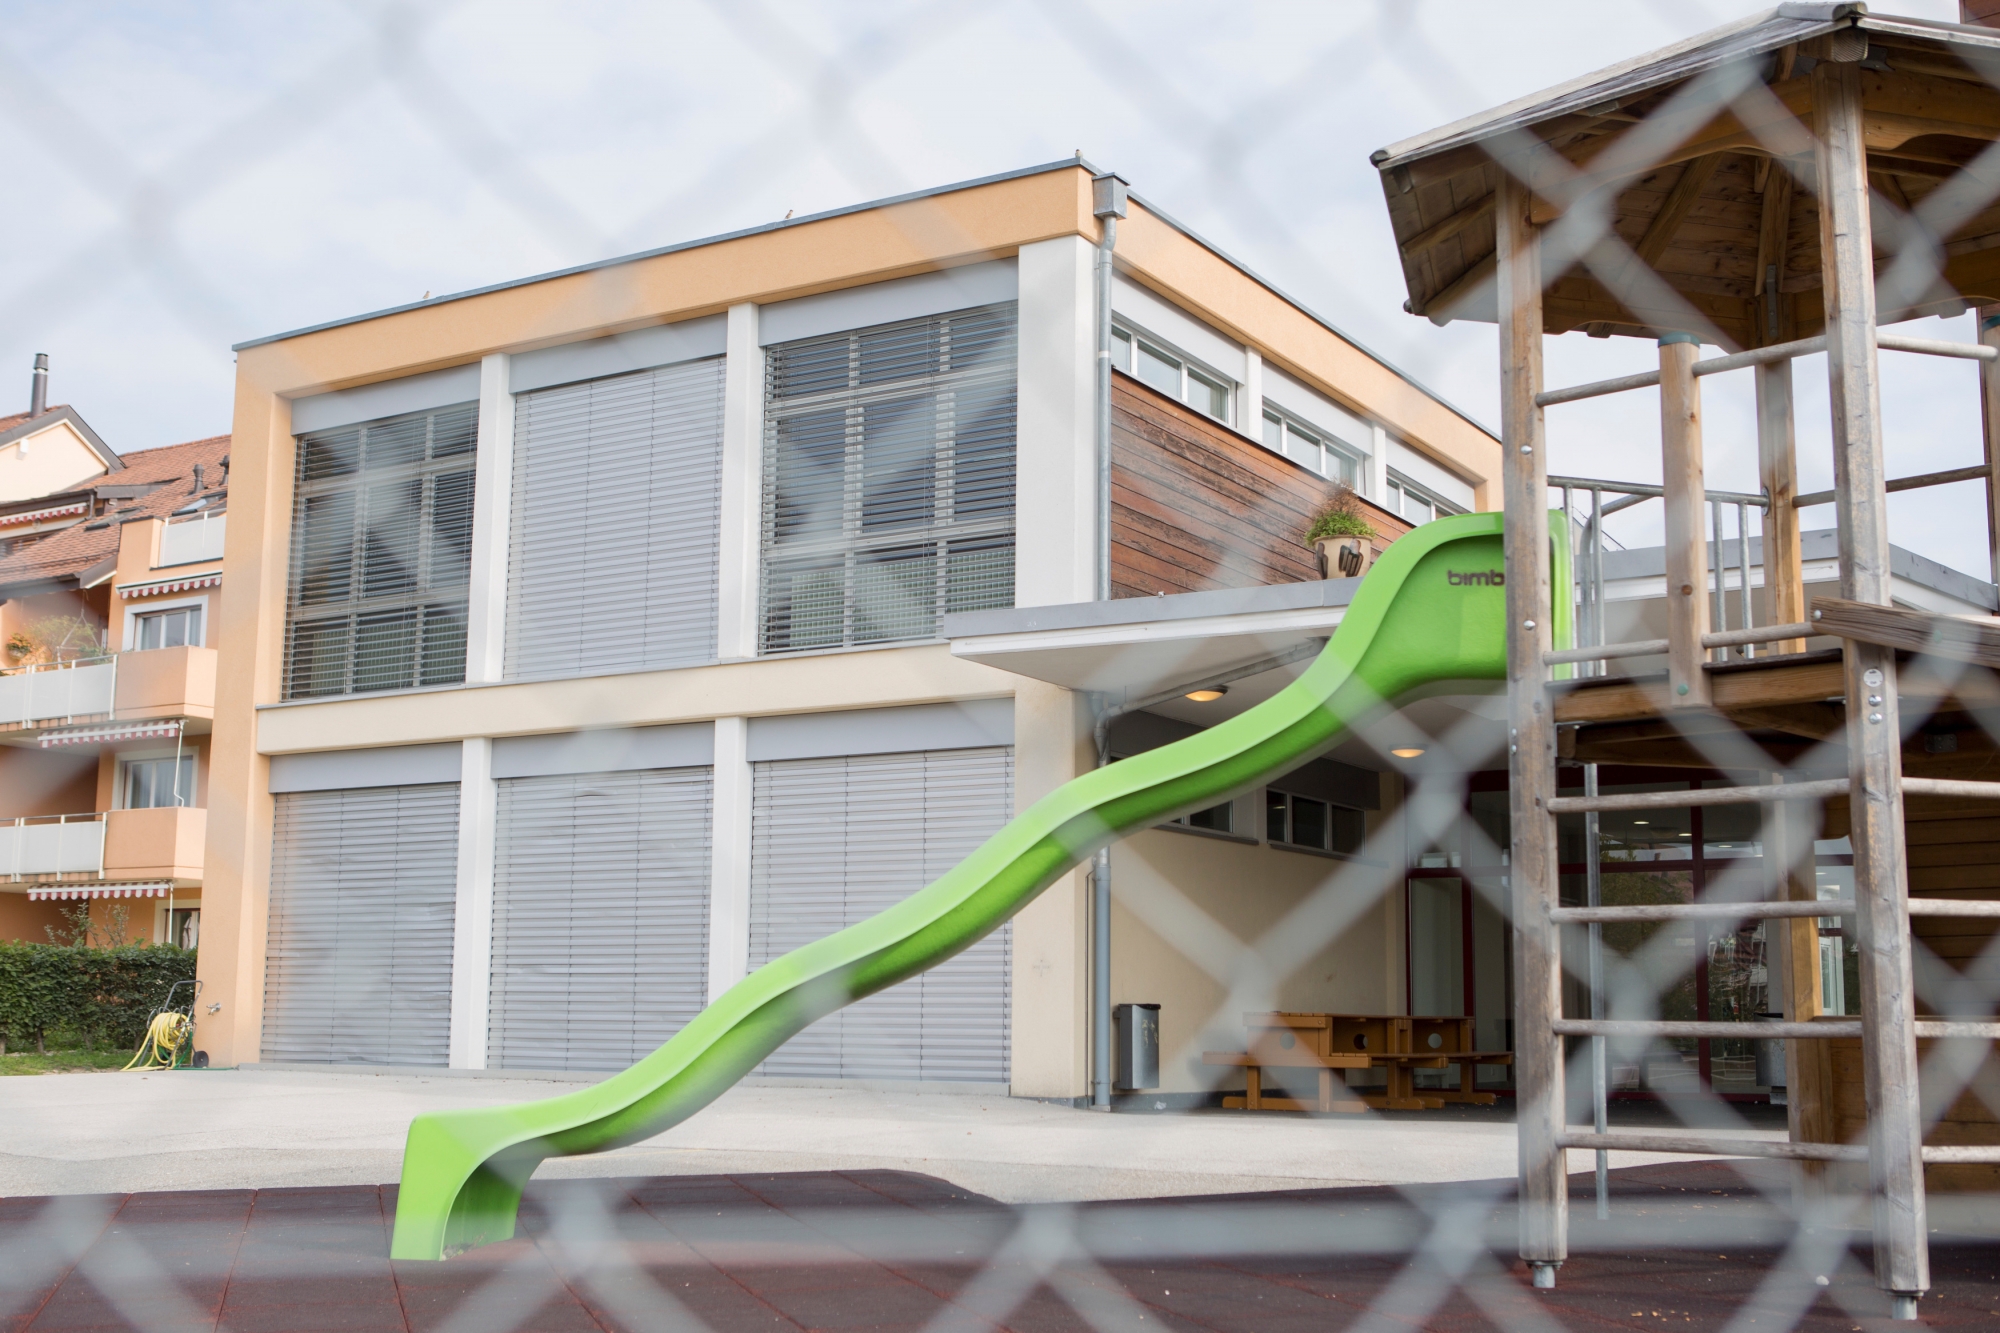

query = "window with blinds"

[
  {"left": 262, "top": 782, "right": 460, "bottom": 1066},
  {"left": 506, "top": 359, "right": 723, "bottom": 680},
  {"left": 760, "top": 303, "right": 1016, "bottom": 653},
  {"left": 487, "top": 766, "right": 713, "bottom": 1072},
  {"left": 749, "top": 746, "right": 1013, "bottom": 1083},
  {"left": 284, "top": 403, "right": 477, "bottom": 699}
]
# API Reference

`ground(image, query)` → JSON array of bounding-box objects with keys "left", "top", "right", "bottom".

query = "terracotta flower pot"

[{"left": 1314, "top": 534, "right": 1373, "bottom": 580}]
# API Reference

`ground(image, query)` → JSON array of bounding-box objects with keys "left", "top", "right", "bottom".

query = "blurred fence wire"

[{"left": 0, "top": 1, "right": 1996, "bottom": 1330}]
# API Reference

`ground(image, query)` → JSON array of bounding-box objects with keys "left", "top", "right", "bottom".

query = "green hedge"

[{"left": 0, "top": 943, "right": 197, "bottom": 1054}]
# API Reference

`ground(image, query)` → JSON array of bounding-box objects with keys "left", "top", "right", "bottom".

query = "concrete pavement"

[{"left": 0, "top": 1067, "right": 1784, "bottom": 1202}]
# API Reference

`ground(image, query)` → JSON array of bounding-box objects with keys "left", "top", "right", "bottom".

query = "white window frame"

[
  {"left": 123, "top": 595, "right": 208, "bottom": 653},
  {"left": 1111, "top": 322, "right": 1234, "bottom": 423},
  {"left": 1259, "top": 403, "right": 1363, "bottom": 488},
  {"left": 1386, "top": 469, "right": 1466, "bottom": 526},
  {"left": 116, "top": 747, "right": 197, "bottom": 810}
]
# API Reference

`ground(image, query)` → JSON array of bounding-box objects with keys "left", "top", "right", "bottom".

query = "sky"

[{"left": 0, "top": 0, "right": 1988, "bottom": 580}]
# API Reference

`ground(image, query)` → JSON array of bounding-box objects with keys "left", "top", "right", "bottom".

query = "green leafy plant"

[
  {"left": 0, "top": 942, "right": 195, "bottom": 1055},
  {"left": 1305, "top": 483, "right": 1376, "bottom": 544}
]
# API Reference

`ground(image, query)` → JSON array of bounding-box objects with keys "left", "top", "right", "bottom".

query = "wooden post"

[
  {"left": 1758, "top": 360, "right": 1808, "bottom": 653},
  {"left": 1660, "top": 334, "right": 1712, "bottom": 706},
  {"left": 1776, "top": 781, "right": 1831, "bottom": 1194},
  {"left": 1814, "top": 56, "right": 1928, "bottom": 1311},
  {"left": 1496, "top": 170, "right": 1566, "bottom": 1286},
  {"left": 1978, "top": 314, "right": 2000, "bottom": 595}
]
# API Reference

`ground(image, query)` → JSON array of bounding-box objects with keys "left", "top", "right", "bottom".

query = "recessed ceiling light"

[
  {"left": 1185, "top": 686, "right": 1227, "bottom": 702},
  {"left": 1390, "top": 747, "right": 1426, "bottom": 759},
  {"left": 1633, "top": 819, "right": 1649, "bottom": 825},
  {"left": 1678, "top": 832, "right": 1691, "bottom": 837}
]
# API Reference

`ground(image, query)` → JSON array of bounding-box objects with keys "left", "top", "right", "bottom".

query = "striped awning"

[
  {"left": 0, "top": 502, "right": 87, "bottom": 529},
  {"left": 28, "top": 883, "right": 172, "bottom": 901},
  {"left": 119, "top": 573, "right": 220, "bottom": 599},
  {"left": 40, "top": 719, "right": 183, "bottom": 748}
]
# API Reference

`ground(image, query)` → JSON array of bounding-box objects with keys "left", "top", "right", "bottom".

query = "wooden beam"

[
  {"left": 1981, "top": 312, "right": 2000, "bottom": 593},
  {"left": 1660, "top": 336, "right": 1713, "bottom": 708},
  {"left": 1401, "top": 192, "right": 1496, "bottom": 257},
  {"left": 1551, "top": 655, "right": 1848, "bottom": 725},
  {"left": 1418, "top": 250, "right": 1496, "bottom": 323},
  {"left": 1496, "top": 171, "right": 1566, "bottom": 1279},
  {"left": 1810, "top": 595, "right": 2000, "bottom": 667},
  {"left": 1815, "top": 55, "right": 1929, "bottom": 1303},
  {"left": 1633, "top": 153, "right": 1725, "bottom": 269}
]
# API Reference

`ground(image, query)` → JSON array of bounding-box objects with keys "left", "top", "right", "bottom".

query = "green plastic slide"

[{"left": 391, "top": 511, "right": 1565, "bottom": 1260}]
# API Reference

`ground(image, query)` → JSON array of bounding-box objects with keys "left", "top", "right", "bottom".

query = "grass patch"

[{"left": 1, "top": 1047, "right": 141, "bottom": 1075}]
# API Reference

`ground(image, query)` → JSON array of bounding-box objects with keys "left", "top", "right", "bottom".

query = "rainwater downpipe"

[{"left": 1090, "top": 171, "right": 1127, "bottom": 1113}]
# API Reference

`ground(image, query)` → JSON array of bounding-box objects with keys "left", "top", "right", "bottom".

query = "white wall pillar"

[
  {"left": 1368, "top": 422, "right": 1391, "bottom": 505},
  {"left": 1016, "top": 235, "right": 1098, "bottom": 608},
  {"left": 708, "top": 715, "right": 753, "bottom": 1001},
  {"left": 464, "top": 354, "right": 515, "bottom": 683},
  {"left": 1239, "top": 346, "right": 1264, "bottom": 438},
  {"left": 447, "top": 736, "right": 496, "bottom": 1069},
  {"left": 717, "top": 303, "right": 765, "bottom": 660}
]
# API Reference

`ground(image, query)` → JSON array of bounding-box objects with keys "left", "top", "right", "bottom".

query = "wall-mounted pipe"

[{"left": 1089, "top": 170, "right": 1127, "bottom": 1113}]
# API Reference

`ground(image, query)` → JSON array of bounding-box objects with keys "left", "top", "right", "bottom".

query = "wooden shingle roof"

[{"left": 1371, "top": 4, "right": 2000, "bottom": 347}]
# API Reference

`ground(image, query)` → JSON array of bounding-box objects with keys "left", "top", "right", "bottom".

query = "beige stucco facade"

[{"left": 199, "top": 161, "right": 1501, "bottom": 1090}]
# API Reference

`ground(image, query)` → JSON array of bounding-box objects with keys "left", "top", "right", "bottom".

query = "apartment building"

[
  {"left": 0, "top": 366, "right": 226, "bottom": 946},
  {"left": 200, "top": 159, "right": 1503, "bottom": 1098}
]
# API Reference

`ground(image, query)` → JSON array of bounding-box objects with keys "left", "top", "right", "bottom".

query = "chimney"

[
  {"left": 28, "top": 353, "right": 47, "bottom": 417},
  {"left": 191, "top": 462, "right": 205, "bottom": 494}
]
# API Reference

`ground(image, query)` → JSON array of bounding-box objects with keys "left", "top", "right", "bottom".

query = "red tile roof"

[{"left": 0, "top": 435, "right": 229, "bottom": 590}]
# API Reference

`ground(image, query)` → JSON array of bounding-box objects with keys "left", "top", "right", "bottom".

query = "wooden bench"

[{"left": 1205, "top": 1012, "right": 1514, "bottom": 1113}]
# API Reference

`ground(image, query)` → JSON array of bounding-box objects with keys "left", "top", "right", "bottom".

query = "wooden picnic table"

[{"left": 1204, "top": 1012, "right": 1514, "bottom": 1113}]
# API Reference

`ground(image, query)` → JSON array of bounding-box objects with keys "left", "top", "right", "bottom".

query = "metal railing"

[
  {"left": 0, "top": 812, "right": 106, "bottom": 881},
  {"left": 0, "top": 655, "right": 115, "bottom": 729}
]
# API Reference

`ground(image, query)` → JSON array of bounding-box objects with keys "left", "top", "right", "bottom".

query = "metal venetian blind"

[
  {"left": 505, "top": 359, "right": 724, "bottom": 680},
  {"left": 749, "top": 747, "right": 1012, "bottom": 1083},
  {"left": 285, "top": 404, "right": 477, "bottom": 699},
  {"left": 261, "top": 783, "right": 460, "bottom": 1066},
  {"left": 761, "top": 304, "right": 1016, "bottom": 654},
  {"left": 487, "top": 766, "right": 713, "bottom": 1071}
]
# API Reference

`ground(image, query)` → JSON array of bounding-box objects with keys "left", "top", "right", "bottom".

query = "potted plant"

[{"left": 1305, "top": 484, "right": 1377, "bottom": 579}]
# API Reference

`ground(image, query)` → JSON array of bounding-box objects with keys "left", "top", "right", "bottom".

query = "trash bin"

[
  {"left": 1113, "top": 1003, "right": 1160, "bottom": 1091},
  {"left": 1754, "top": 1013, "right": 1787, "bottom": 1105}
]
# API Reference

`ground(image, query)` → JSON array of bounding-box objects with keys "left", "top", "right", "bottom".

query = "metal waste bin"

[
  {"left": 1754, "top": 1013, "right": 1787, "bottom": 1104},
  {"left": 1113, "top": 1003, "right": 1160, "bottom": 1091}
]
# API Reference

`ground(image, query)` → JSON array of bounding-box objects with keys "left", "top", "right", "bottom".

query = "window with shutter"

[
  {"left": 760, "top": 303, "right": 1016, "bottom": 653},
  {"left": 749, "top": 747, "right": 1013, "bottom": 1083},
  {"left": 505, "top": 359, "right": 723, "bottom": 680},
  {"left": 283, "top": 403, "right": 477, "bottom": 699}
]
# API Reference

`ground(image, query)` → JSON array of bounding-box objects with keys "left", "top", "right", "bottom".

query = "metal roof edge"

[
  {"left": 945, "top": 576, "right": 1358, "bottom": 640},
  {"left": 1122, "top": 189, "right": 1501, "bottom": 443},
  {"left": 232, "top": 158, "right": 1104, "bottom": 352},
  {"left": 1370, "top": 6, "right": 1836, "bottom": 171},
  {"left": 1600, "top": 527, "right": 1998, "bottom": 611},
  {"left": 0, "top": 406, "right": 124, "bottom": 473}
]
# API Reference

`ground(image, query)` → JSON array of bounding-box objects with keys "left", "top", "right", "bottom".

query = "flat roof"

[{"left": 233, "top": 159, "right": 1499, "bottom": 443}]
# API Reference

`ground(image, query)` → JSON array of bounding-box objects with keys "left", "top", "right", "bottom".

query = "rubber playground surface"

[{"left": 4, "top": 1161, "right": 1996, "bottom": 1331}]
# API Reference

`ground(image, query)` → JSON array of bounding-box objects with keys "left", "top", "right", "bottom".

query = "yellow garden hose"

[{"left": 123, "top": 1011, "right": 190, "bottom": 1071}]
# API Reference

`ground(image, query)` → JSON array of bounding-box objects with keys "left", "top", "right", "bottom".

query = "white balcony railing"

[
  {"left": 0, "top": 813, "right": 106, "bottom": 879},
  {"left": 0, "top": 657, "right": 115, "bottom": 728},
  {"left": 159, "top": 512, "right": 226, "bottom": 566}
]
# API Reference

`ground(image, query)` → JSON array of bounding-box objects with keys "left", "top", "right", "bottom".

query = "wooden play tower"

[{"left": 1374, "top": 4, "right": 2000, "bottom": 1318}]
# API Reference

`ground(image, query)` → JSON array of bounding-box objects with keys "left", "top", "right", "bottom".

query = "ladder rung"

[
  {"left": 1543, "top": 638, "right": 1668, "bottom": 666},
  {"left": 1552, "top": 902, "right": 1848, "bottom": 923},
  {"left": 1900, "top": 777, "right": 2000, "bottom": 802},
  {"left": 1554, "top": 1019, "right": 1859, "bottom": 1040},
  {"left": 1547, "top": 778, "right": 1848, "bottom": 814},
  {"left": 1557, "top": 1131, "right": 1865, "bottom": 1162}
]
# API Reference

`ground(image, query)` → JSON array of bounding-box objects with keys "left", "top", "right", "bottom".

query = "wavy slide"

[{"left": 392, "top": 511, "right": 1564, "bottom": 1260}]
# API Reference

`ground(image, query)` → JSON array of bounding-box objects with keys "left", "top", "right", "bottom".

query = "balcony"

[
  {"left": 0, "top": 807, "right": 205, "bottom": 882},
  {"left": 0, "top": 646, "right": 216, "bottom": 733}
]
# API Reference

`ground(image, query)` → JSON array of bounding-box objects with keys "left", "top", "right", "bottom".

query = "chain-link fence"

[{"left": 5, "top": 2, "right": 2000, "bottom": 1330}]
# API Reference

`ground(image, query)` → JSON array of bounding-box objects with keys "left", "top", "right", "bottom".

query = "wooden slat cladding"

[{"left": 1110, "top": 373, "right": 1411, "bottom": 598}]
